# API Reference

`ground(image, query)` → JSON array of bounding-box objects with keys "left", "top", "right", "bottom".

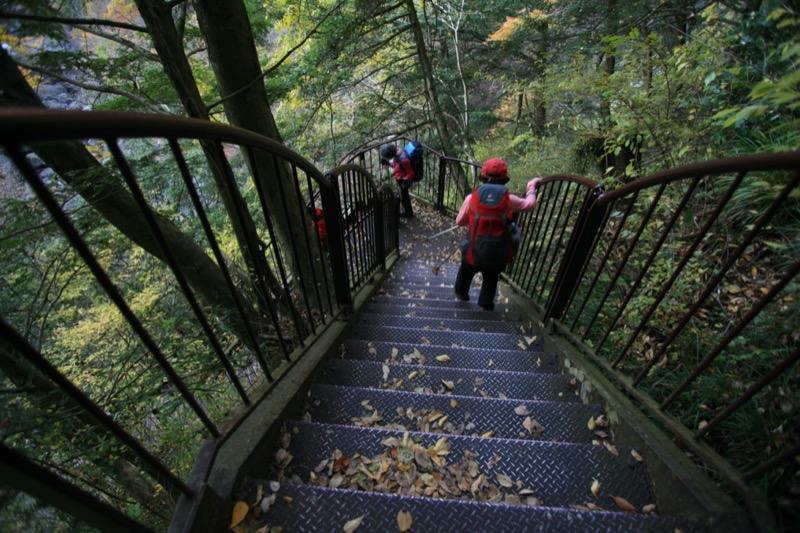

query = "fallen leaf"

[
  {"left": 514, "top": 405, "right": 531, "bottom": 416},
  {"left": 496, "top": 473, "right": 514, "bottom": 488},
  {"left": 408, "top": 370, "right": 418, "bottom": 380},
  {"left": 442, "top": 380, "right": 454, "bottom": 390},
  {"left": 382, "top": 365, "right": 390, "bottom": 381},
  {"left": 397, "top": 510, "right": 413, "bottom": 531},
  {"left": 526, "top": 335, "right": 537, "bottom": 345},
  {"left": 436, "top": 355, "right": 451, "bottom": 362},
  {"left": 631, "top": 449, "right": 644, "bottom": 462},
  {"left": 480, "top": 431, "right": 494, "bottom": 438},
  {"left": 450, "top": 399, "right": 459, "bottom": 408},
  {"left": 587, "top": 416, "right": 596, "bottom": 431},
  {"left": 591, "top": 479, "right": 600, "bottom": 496},
  {"left": 343, "top": 515, "right": 364, "bottom": 532},
  {"left": 230, "top": 501, "right": 249, "bottom": 529},
  {"left": 610, "top": 495, "right": 636, "bottom": 512},
  {"left": 642, "top": 503, "right": 656, "bottom": 514},
  {"left": 603, "top": 442, "right": 619, "bottom": 456},
  {"left": 523, "top": 417, "right": 543, "bottom": 436}
]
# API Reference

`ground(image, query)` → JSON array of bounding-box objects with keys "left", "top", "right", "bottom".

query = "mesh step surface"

[
  {"left": 347, "top": 323, "right": 541, "bottom": 351},
  {"left": 367, "top": 294, "right": 518, "bottom": 314},
  {"left": 309, "top": 383, "right": 602, "bottom": 443},
  {"left": 355, "top": 311, "right": 526, "bottom": 334},
  {"left": 280, "top": 421, "right": 655, "bottom": 510},
  {"left": 246, "top": 483, "right": 704, "bottom": 533},
  {"left": 324, "top": 359, "right": 580, "bottom": 403},
  {"left": 342, "top": 339, "right": 559, "bottom": 373},
  {"left": 361, "top": 301, "right": 522, "bottom": 321}
]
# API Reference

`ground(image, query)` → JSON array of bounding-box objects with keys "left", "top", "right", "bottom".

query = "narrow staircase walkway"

[{"left": 236, "top": 206, "right": 703, "bottom": 532}]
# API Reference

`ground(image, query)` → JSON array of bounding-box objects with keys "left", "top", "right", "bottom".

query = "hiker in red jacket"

[
  {"left": 454, "top": 158, "right": 541, "bottom": 310},
  {"left": 308, "top": 205, "right": 327, "bottom": 246},
  {"left": 380, "top": 143, "right": 414, "bottom": 218}
]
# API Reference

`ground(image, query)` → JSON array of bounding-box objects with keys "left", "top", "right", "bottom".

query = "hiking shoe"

[
  {"left": 454, "top": 291, "right": 469, "bottom": 302},
  {"left": 479, "top": 302, "right": 495, "bottom": 311}
]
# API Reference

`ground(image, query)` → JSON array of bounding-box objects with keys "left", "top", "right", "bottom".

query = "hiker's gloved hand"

[{"left": 527, "top": 178, "right": 542, "bottom": 195}]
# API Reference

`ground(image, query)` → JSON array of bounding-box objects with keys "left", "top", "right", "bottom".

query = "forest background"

[{"left": 0, "top": 0, "right": 798, "bottom": 530}]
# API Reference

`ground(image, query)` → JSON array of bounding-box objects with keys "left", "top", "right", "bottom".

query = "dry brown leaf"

[
  {"left": 496, "top": 473, "right": 514, "bottom": 488},
  {"left": 408, "top": 370, "right": 418, "bottom": 380},
  {"left": 442, "top": 380, "right": 454, "bottom": 390},
  {"left": 591, "top": 479, "right": 600, "bottom": 497},
  {"left": 631, "top": 449, "right": 644, "bottom": 463},
  {"left": 397, "top": 510, "right": 413, "bottom": 531},
  {"left": 642, "top": 503, "right": 656, "bottom": 514},
  {"left": 514, "top": 405, "right": 531, "bottom": 416},
  {"left": 480, "top": 431, "right": 494, "bottom": 438},
  {"left": 587, "top": 416, "right": 596, "bottom": 431},
  {"left": 230, "top": 501, "right": 249, "bottom": 529},
  {"left": 450, "top": 399, "right": 459, "bottom": 408},
  {"left": 343, "top": 515, "right": 364, "bottom": 532},
  {"left": 610, "top": 495, "right": 636, "bottom": 512},
  {"left": 603, "top": 442, "right": 619, "bottom": 457},
  {"left": 382, "top": 365, "right": 390, "bottom": 381},
  {"left": 523, "top": 417, "right": 543, "bottom": 436},
  {"left": 436, "top": 355, "right": 451, "bottom": 362}
]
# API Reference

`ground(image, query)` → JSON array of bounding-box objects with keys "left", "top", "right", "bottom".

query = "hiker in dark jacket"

[
  {"left": 380, "top": 143, "right": 414, "bottom": 218},
  {"left": 454, "top": 158, "right": 541, "bottom": 310}
]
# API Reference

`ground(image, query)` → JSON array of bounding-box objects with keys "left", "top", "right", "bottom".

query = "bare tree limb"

[{"left": 0, "top": 11, "right": 147, "bottom": 33}]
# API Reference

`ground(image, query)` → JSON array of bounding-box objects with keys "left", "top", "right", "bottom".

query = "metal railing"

[
  {"left": 344, "top": 136, "right": 481, "bottom": 215},
  {"left": 506, "top": 151, "right": 800, "bottom": 531},
  {"left": 0, "top": 109, "right": 394, "bottom": 531}
]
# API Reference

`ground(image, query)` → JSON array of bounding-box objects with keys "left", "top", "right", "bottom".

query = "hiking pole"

[
  {"left": 425, "top": 225, "right": 460, "bottom": 241},
  {"left": 432, "top": 246, "right": 461, "bottom": 276}
]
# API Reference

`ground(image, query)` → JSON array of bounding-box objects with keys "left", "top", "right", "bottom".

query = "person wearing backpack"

[
  {"left": 380, "top": 142, "right": 422, "bottom": 218},
  {"left": 453, "top": 158, "right": 541, "bottom": 310}
]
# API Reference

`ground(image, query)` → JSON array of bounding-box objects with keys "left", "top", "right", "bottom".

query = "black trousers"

[
  {"left": 397, "top": 186, "right": 413, "bottom": 217},
  {"left": 454, "top": 257, "right": 502, "bottom": 310}
]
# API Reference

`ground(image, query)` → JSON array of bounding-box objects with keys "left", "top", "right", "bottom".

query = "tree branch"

[
  {"left": 16, "top": 60, "right": 166, "bottom": 113},
  {"left": 206, "top": 0, "right": 348, "bottom": 112},
  {"left": 0, "top": 11, "right": 147, "bottom": 33}
]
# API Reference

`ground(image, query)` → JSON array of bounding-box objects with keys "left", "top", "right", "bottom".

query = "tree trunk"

[
  {"left": 402, "top": 0, "right": 468, "bottom": 191},
  {"left": 135, "top": 0, "right": 290, "bottom": 318},
  {"left": 193, "top": 0, "right": 324, "bottom": 312},
  {"left": 0, "top": 47, "right": 267, "bottom": 357}
]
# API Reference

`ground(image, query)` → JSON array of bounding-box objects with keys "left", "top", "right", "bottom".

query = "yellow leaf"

[
  {"left": 442, "top": 379, "right": 454, "bottom": 390},
  {"left": 436, "top": 354, "right": 451, "bottom": 362},
  {"left": 610, "top": 495, "right": 636, "bottom": 512},
  {"left": 642, "top": 503, "right": 656, "bottom": 514},
  {"left": 397, "top": 510, "right": 413, "bottom": 531},
  {"left": 603, "top": 442, "right": 619, "bottom": 456},
  {"left": 630, "top": 449, "right": 644, "bottom": 462},
  {"left": 230, "top": 500, "right": 249, "bottom": 529},
  {"left": 450, "top": 399, "right": 459, "bottom": 408},
  {"left": 588, "top": 416, "right": 596, "bottom": 431},
  {"left": 591, "top": 479, "right": 600, "bottom": 496},
  {"left": 408, "top": 370, "right": 418, "bottom": 380},
  {"left": 343, "top": 515, "right": 364, "bottom": 532}
]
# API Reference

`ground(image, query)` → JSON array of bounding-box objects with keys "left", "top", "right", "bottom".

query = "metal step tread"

[
  {"left": 378, "top": 281, "right": 480, "bottom": 300},
  {"left": 367, "top": 294, "right": 518, "bottom": 313},
  {"left": 324, "top": 359, "right": 580, "bottom": 403},
  {"left": 309, "top": 383, "right": 603, "bottom": 443},
  {"left": 355, "top": 311, "right": 526, "bottom": 334},
  {"left": 348, "top": 323, "right": 541, "bottom": 351},
  {"left": 361, "top": 301, "right": 522, "bottom": 322},
  {"left": 342, "top": 339, "right": 559, "bottom": 373},
  {"left": 243, "top": 483, "right": 703, "bottom": 533},
  {"left": 278, "top": 421, "right": 655, "bottom": 510}
]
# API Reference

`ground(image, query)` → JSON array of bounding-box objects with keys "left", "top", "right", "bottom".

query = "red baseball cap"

[{"left": 481, "top": 158, "right": 508, "bottom": 182}]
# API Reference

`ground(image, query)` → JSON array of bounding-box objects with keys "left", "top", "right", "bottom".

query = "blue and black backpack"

[{"left": 400, "top": 140, "right": 424, "bottom": 183}]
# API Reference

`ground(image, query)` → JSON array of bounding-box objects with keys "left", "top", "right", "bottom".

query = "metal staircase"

[{"left": 232, "top": 212, "right": 704, "bottom": 532}]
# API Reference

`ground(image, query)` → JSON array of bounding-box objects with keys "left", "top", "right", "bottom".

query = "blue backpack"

[{"left": 401, "top": 140, "right": 424, "bottom": 183}]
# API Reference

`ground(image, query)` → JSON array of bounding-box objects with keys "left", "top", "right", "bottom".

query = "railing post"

[
  {"left": 544, "top": 184, "right": 606, "bottom": 322},
  {"left": 321, "top": 174, "right": 353, "bottom": 313},
  {"left": 436, "top": 156, "right": 447, "bottom": 211}
]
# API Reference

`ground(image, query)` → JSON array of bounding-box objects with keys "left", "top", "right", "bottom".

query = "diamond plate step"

[
  {"left": 324, "top": 359, "right": 580, "bottom": 403},
  {"left": 245, "top": 483, "right": 704, "bottom": 533},
  {"left": 279, "top": 421, "right": 654, "bottom": 510},
  {"left": 361, "top": 301, "right": 522, "bottom": 321},
  {"left": 355, "top": 312, "right": 525, "bottom": 335},
  {"left": 378, "top": 281, "right": 478, "bottom": 300},
  {"left": 367, "top": 295, "right": 518, "bottom": 314},
  {"left": 342, "top": 339, "right": 558, "bottom": 373},
  {"left": 309, "top": 384, "right": 601, "bottom": 443},
  {"left": 347, "top": 323, "right": 541, "bottom": 351}
]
